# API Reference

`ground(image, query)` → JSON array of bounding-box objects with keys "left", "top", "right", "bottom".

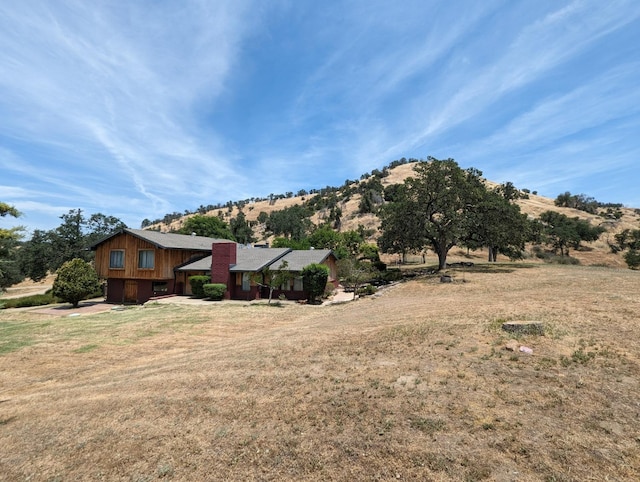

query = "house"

[
  {"left": 91, "top": 228, "right": 228, "bottom": 303},
  {"left": 91, "top": 228, "right": 338, "bottom": 303},
  {"left": 177, "top": 242, "right": 338, "bottom": 301}
]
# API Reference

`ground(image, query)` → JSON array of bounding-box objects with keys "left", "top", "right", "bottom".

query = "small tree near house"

[
  {"left": 337, "top": 257, "right": 374, "bottom": 300},
  {"left": 52, "top": 258, "right": 101, "bottom": 308},
  {"left": 252, "top": 260, "right": 293, "bottom": 304}
]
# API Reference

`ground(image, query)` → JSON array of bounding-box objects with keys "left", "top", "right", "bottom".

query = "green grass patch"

[
  {"left": 0, "top": 292, "right": 58, "bottom": 309},
  {"left": 73, "top": 344, "right": 100, "bottom": 353}
]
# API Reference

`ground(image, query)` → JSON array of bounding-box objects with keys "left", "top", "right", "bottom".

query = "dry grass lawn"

[{"left": 1, "top": 263, "right": 639, "bottom": 481}]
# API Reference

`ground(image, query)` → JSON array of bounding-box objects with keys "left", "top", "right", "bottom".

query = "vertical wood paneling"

[{"left": 94, "top": 233, "right": 208, "bottom": 280}]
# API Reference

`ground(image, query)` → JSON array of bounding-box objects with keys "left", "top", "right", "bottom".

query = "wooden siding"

[{"left": 94, "top": 233, "right": 208, "bottom": 281}]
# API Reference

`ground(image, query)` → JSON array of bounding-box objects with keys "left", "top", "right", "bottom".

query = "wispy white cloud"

[
  {"left": 403, "top": 0, "right": 640, "bottom": 149},
  {"left": 0, "top": 0, "right": 256, "bottom": 220}
]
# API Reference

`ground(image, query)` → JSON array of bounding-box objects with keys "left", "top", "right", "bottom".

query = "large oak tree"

[{"left": 379, "top": 158, "right": 486, "bottom": 270}]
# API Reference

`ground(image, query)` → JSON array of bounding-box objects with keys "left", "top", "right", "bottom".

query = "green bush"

[
  {"left": 52, "top": 258, "right": 101, "bottom": 308},
  {"left": 302, "top": 263, "right": 329, "bottom": 304},
  {"left": 357, "top": 284, "right": 377, "bottom": 296},
  {"left": 624, "top": 249, "right": 640, "bottom": 270},
  {"left": 189, "top": 275, "right": 211, "bottom": 298},
  {"left": 203, "top": 283, "right": 226, "bottom": 301}
]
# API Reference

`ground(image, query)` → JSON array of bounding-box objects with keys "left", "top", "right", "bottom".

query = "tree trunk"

[
  {"left": 488, "top": 246, "right": 498, "bottom": 262},
  {"left": 436, "top": 249, "right": 447, "bottom": 271}
]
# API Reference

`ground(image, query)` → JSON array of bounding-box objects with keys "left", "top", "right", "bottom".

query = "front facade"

[
  {"left": 92, "top": 228, "right": 225, "bottom": 303},
  {"left": 92, "top": 229, "right": 338, "bottom": 303}
]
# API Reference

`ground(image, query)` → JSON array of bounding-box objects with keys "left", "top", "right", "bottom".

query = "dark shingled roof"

[
  {"left": 91, "top": 228, "right": 228, "bottom": 251},
  {"left": 174, "top": 246, "right": 335, "bottom": 273},
  {"left": 175, "top": 247, "right": 291, "bottom": 273},
  {"left": 271, "top": 249, "right": 333, "bottom": 271},
  {"left": 230, "top": 248, "right": 290, "bottom": 272}
]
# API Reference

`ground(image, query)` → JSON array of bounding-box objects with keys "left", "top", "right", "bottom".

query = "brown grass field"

[{"left": 1, "top": 262, "right": 639, "bottom": 481}]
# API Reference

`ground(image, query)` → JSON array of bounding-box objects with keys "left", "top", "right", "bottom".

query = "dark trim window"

[
  {"left": 152, "top": 281, "right": 168, "bottom": 293},
  {"left": 138, "top": 250, "right": 155, "bottom": 269},
  {"left": 109, "top": 250, "right": 125, "bottom": 269}
]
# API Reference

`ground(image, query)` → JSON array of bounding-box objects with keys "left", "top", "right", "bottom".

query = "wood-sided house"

[
  {"left": 91, "top": 228, "right": 228, "bottom": 303},
  {"left": 91, "top": 228, "right": 338, "bottom": 303}
]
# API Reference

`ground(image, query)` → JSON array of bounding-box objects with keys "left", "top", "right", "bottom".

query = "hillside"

[{"left": 150, "top": 162, "right": 640, "bottom": 269}]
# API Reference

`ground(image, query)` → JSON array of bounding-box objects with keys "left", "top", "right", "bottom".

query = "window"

[
  {"left": 109, "top": 250, "right": 124, "bottom": 269},
  {"left": 152, "top": 281, "right": 168, "bottom": 293},
  {"left": 138, "top": 250, "right": 155, "bottom": 269},
  {"left": 242, "top": 272, "right": 251, "bottom": 291},
  {"left": 293, "top": 276, "right": 304, "bottom": 291}
]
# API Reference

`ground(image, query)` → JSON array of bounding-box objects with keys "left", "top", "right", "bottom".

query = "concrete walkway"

[{"left": 148, "top": 287, "right": 356, "bottom": 306}]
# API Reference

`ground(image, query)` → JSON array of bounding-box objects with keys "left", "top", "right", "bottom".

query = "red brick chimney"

[{"left": 211, "top": 242, "right": 237, "bottom": 298}]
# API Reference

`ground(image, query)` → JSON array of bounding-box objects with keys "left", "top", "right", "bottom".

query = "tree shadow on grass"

[{"left": 449, "top": 263, "right": 538, "bottom": 274}]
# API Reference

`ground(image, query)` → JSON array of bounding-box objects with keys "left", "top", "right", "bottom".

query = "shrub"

[
  {"left": 52, "top": 258, "right": 101, "bottom": 308},
  {"left": 357, "top": 284, "right": 377, "bottom": 296},
  {"left": 189, "top": 275, "right": 211, "bottom": 298},
  {"left": 624, "top": 249, "right": 640, "bottom": 270},
  {"left": 203, "top": 283, "right": 226, "bottom": 301},
  {"left": 302, "top": 263, "right": 329, "bottom": 304}
]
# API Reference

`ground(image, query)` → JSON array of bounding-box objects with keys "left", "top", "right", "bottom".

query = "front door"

[{"left": 124, "top": 280, "right": 138, "bottom": 303}]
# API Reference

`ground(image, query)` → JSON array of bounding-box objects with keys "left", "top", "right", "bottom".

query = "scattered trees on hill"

[
  {"left": 537, "top": 211, "right": 605, "bottom": 256},
  {"left": 609, "top": 229, "right": 640, "bottom": 269},
  {"left": 229, "top": 212, "right": 256, "bottom": 245},
  {"left": 263, "top": 205, "right": 313, "bottom": 241},
  {"left": 555, "top": 192, "right": 599, "bottom": 214},
  {"left": 554, "top": 191, "right": 624, "bottom": 219}
]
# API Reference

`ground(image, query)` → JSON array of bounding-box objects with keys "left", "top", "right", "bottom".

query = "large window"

[
  {"left": 109, "top": 250, "right": 124, "bottom": 269},
  {"left": 293, "top": 276, "right": 304, "bottom": 291},
  {"left": 138, "top": 250, "right": 155, "bottom": 269}
]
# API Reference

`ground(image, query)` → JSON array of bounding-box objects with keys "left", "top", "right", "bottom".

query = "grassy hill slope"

[{"left": 151, "top": 162, "right": 640, "bottom": 268}]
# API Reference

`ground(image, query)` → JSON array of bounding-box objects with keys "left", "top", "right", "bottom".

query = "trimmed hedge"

[
  {"left": 203, "top": 283, "right": 227, "bottom": 301},
  {"left": 189, "top": 275, "right": 211, "bottom": 298}
]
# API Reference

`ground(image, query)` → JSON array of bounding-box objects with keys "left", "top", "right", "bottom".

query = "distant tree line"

[
  {"left": 3, "top": 208, "right": 126, "bottom": 287},
  {"left": 555, "top": 191, "right": 624, "bottom": 218}
]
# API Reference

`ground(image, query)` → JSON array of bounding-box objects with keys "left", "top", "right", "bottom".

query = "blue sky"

[{"left": 1, "top": 1, "right": 639, "bottom": 234}]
